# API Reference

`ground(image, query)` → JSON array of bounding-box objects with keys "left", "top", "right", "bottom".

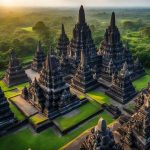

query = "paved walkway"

[{"left": 10, "top": 95, "right": 38, "bottom": 117}]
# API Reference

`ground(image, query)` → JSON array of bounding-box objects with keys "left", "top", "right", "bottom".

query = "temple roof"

[
  {"left": 110, "top": 12, "right": 116, "bottom": 28},
  {"left": 78, "top": 5, "right": 85, "bottom": 24},
  {"left": 44, "top": 50, "right": 59, "bottom": 72},
  {"left": 96, "top": 117, "right": 107, "bottom": 132}
]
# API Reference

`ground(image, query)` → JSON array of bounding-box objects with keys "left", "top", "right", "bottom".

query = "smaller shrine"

[
  {"left": 80, "top": 118, "right": 121, "bottom": 150},
  {"left": 106, "top": 62, "right": 137, "bottom": 104},
  {"left": 71, "top": 45, "right": 98, "bottom": 93},
  {"left": 31, "top": 41, "right": 46, "bottom": 72},
  {"left": 3, "top": 50, "right": 28, "bottom": 87}
]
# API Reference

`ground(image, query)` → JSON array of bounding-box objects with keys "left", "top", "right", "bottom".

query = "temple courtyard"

[{"left": 0, "top": 71, "right": 149, "bottom": 150}]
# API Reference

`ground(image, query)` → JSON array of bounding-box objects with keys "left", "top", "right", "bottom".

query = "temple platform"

[{"left": 10, "top": 95, "right": 38, "bottom": 117}]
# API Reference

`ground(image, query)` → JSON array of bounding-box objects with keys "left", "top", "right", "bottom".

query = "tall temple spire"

[
  {"left": 37, "top": 40, "right": 42, "bottom": 52},
  {"left": 110, "top": 12, "right": 116, "bottom": 28},
  {"left": 78, "top": 5, "right": 85, "bottom": 24},
  {"left": 61, "top": 24, "right": 65, "bottom": 35}
]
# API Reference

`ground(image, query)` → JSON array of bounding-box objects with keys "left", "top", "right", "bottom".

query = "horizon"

[{"left": 0, "top": 0, "right": 150, "bottom": 8}]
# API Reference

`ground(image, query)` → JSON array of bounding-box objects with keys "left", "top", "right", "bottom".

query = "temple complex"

[
  {"left": 99, "top": 12, "right": 145, "bottom": 83},
  {"left": 31, "top": 41, "right": 46, "bottom": 72},
  {"left": 0, "top": 87, "right": 16, "bottom": 135},
  {"left": 106, "top": 62, "right": 136, "bottom": 104},
  {"left": 68, "top": 5, "right": 101, "bottom": 75},
  {"left": 71, "top": 45, "right": 98, "bottom": 93},
  {"left": 24, "top": 51, "right": 85, "bottom": 119},
  {"left": 118, "top": 96, "right": 150, "bottom": 150},
  {"left": 3, "top": 50, "right": 28, "bottom": 87},
  {"left": 80, "top": 118, "right": 121, "bottom": 150}
]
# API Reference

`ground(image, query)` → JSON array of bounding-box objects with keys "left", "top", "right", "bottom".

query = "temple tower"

[
  {"left": 99, "top": 12, "right": 144, "bottom": 83},
  {"left": 31, "top": 41, "right": 46, "bottom": 72},
  {"left": 3, "top": 50, "right": 28, "bottom": 87},
  {"left": 71, "top": 42, "right": 98, "bottom": 93},
  {"left": 106, "top": 62, "right": 137, "bottom": 104},
  {"left": 57, "top": 24, "right": 69, "bottom": 57},
  {"left": 28, "top": 51, "right": 84, "bottom": 119},
  {"left": 0, "top": 87, "right": 16, "bottom": 135},
  {"left": 69, "top": 5, "right": 100, "bottom": 69}
]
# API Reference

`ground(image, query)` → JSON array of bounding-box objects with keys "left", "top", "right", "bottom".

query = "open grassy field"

[
  {"left": 0, "top": 111, "right": 114, "bottom": 150},
  {"left": 133, "top": 75, "right": 150, "bottom": 91},
  {"left": 54, "top": 101, "right": 101, "bottom": 131},
  {"left": 86, "top": 90, "right": 111, "bottom": 105}
]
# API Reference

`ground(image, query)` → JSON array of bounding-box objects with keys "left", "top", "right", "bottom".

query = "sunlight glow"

[{"left": 1, "top": 0, "right": 14, "bottom": 6}]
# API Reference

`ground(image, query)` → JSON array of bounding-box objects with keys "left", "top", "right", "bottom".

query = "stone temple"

[
  {"left": 71, "top": 37, "right": 98, "bottom": 93},
  {"left": 0, "top": 87, "right": 16, "bottom": 135},
  {"left": 68, "top": 5, "right": 101, "bottom": 74},
  {"left": 57, "top": 24, "right": 72, "bottom": 75},
  {"left": 80, "top": 118, "right": 121, "bottom": 150},
  {"left": 3, "top": 50, "right": 28, "bottom": 87},
  {"left": 98, "top": 12, "right": 145, "bottom": 84},
  {"left": 118, "top": 97, "right": 150, "bottom": 150},
  {"left": 25, "top": 51, "right": 85, "bottom": 119},
  {"left": 31, "top": 41, "right": 46, "bottom": 72},
  {"left": 106, "top": 62, "right": 137, "bottom": 104}
]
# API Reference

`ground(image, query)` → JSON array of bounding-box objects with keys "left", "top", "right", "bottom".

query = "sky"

[{"left": 0, "top": 0, "right": 150, "bottom": 7}]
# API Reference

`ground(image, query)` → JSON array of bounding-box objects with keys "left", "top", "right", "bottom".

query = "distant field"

[{"left": 21, "top": 27, "right": 33, "bottom": 32}]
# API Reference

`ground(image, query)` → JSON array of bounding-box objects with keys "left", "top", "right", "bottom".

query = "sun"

[{"left": 1, "top": 0, "right": 14, "bottom": 6}]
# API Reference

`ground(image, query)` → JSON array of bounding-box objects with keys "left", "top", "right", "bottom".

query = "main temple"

[
  {"left": 24, "top": 51, "right": 86, "bottom": 119},
  {"left": 3, "top": 50, "right": 28, "bottom": 87},
  {"left": 68, "top": 5, "right": 101, "bottom": 75},
  {"left": 98, "top": 12, "right": 145, "bottom": 85}
]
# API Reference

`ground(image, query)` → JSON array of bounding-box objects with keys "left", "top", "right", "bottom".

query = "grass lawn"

[
  {"left": 86, "top": 91, "right": 111, "bottom": 105},
  {"left": 0, "top": 111, "right": 114, "bottom": 150},
  {"left": 78, "top": 94, "right": 85, "bottom": 100},
  {"left": 4, "top": 90, "right": 21, "bottom": 99},
  {"left": 145, "top": 68, "right": 150, "bottom": 74},
  {"left": 29, "top": 114, "right": 48, "bottom": 125},
  {"left": 9, "top": 101, "right": 25, "bottom": 121},
  {"left": 0, "top": 81, "right": 29, "bottom": 92},
  {"left": 21, "top": 27, "right": 33, "bottom": 32},
  {"left": 133, "top": 75, "right": 150, "bottom": 91},
  {"left": 54, "top": 102, "right": 101, "bottom": 131}
]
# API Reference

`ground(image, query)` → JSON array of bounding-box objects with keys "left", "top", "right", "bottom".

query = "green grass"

[
  {"left": 9, "top": 101, "right": 25, "bottom": 121},
  {"left": 0, "top": 111, "right": 114, "bottom": 150},
  {"left": 0, "top": 81, "right": 29, "bottom": 92},
  {"left": 133, "top": 75, "right": 150, "bottom": 91},
  {"left": 21, "top": 27, "right": 33, "bottom": 32},
  {"left": 86, "top": 91, "right": 111, "bottom": 105},
  {"left": 4, "top": 90, "right": 21, "bottom": 99},
  {"left": 29, "top": 114, "right": 48, "bottom": 125},
  {"left": 54, "top": 102, "right": 101, "bottom": 131}
]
